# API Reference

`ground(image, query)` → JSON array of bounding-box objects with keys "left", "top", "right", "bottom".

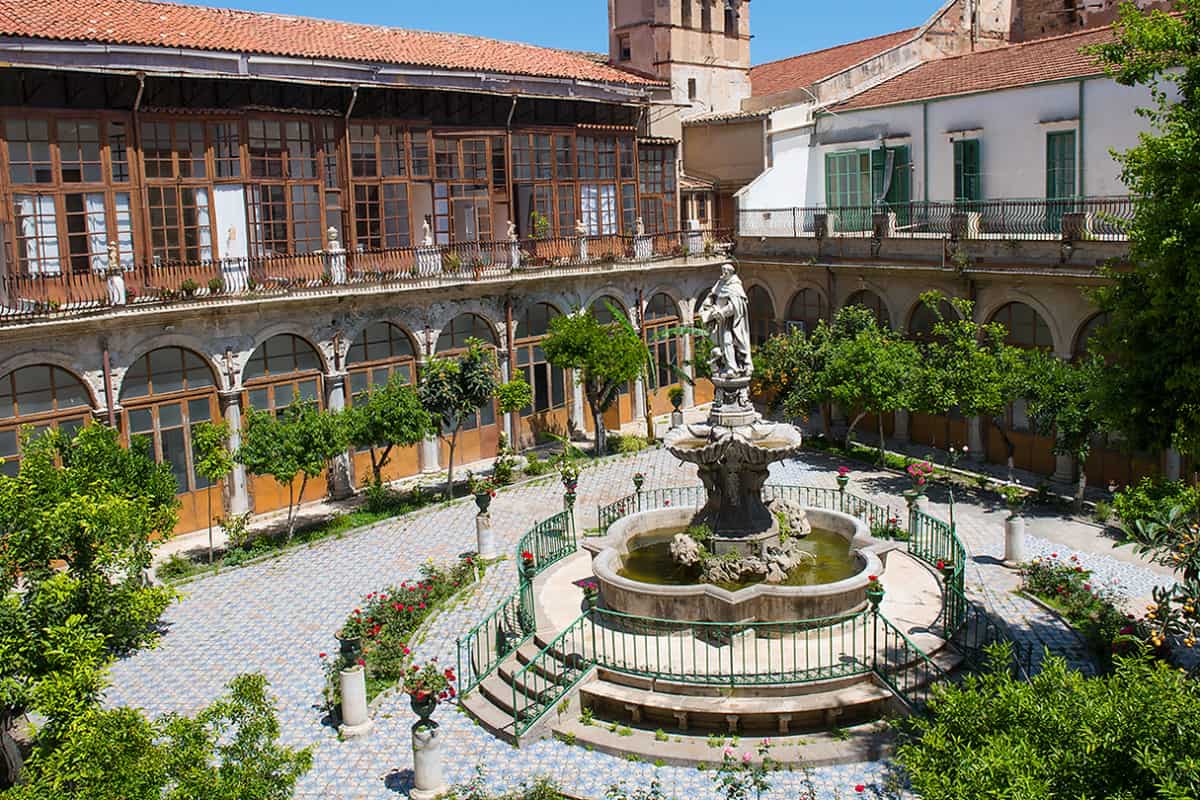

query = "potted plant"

[
  {"left": 557, "top": 456, "right": 580, "bottom": 495},
  {"left": 404, "top": 659, "right": 456, "bottom": 726},
  {"left": 668, "top": 385, "right": 685, "bottom": 411},
  {"left": 632, "top": 472, "right": 646, "bottom": 492},
  {"left": 1001, "top": 484, "right": 1027, "bottom": 564},
  {"left": 580, "top": 578, "right": 599, "bottom": 610},
  {"left": 904, "top": 460, "right": 934, "bottom": 508},
  {"left": 865, "top": 574, "right": 885, "bottom": 608},
  {"left": 179, "top": 278, "right": 199, "bottom": 299},
  {"left": 207, "top": 276, "right": 224, "bottom": 295},
  {"left": 468, "top": 472, "right": 497, "bottom": 514},
  {"left": 836, "top": 465, "right": 851, "bottom": 492},
  {"left": 936, "top": 559, "right": 956, "bottom": 582},
  {"left": 520, "top": 549, "right": 536, "bottom": 579},
  {"left": 336, "top": 611, "right": 367, "bottom": 660}
]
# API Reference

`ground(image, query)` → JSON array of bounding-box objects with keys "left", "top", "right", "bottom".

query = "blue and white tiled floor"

[{"left": 105, "top": 450, "right": 1174, "bottom": 799}]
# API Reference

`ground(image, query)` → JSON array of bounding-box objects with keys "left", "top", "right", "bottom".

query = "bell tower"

[{"left": 608, "top": 0, "right": 752, "bottom": 140}]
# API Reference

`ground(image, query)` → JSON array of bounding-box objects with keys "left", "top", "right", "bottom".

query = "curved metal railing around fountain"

[
  {"left": 595, "top": 484, "right": 897, "bottom": 537},
  {"left": 459, "top": 482, "right": 1031, "bottom": 732}
]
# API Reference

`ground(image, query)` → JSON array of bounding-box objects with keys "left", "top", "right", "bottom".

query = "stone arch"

[
  {"left": 644, "top": 289, "right": 681, "bottom": 323},
  {"left": 240, "top": 332, "right": 328, "bottom": 385},
  {"left": 118, "top": 346, "right": 221, "bottom": 401},
  {"left": 344, "top": 321, "right": 420, "bottom": 369},
  {"left": 435, "top": 311, "right": 500, "bottom": 353},
  {"left": 843, "top": 288, "right": 892, "bottom": 329},
  {"left": 980, "top": 292, "right": 1065, "bottom": 354},
  {"left": 1072, "top": 312, "right": 1108, "bottom": 359},
  {"left": 906, "top": 296, "right": 962, "bottom": 340},
  {"left": 588, "top": 293, "right": 633, "bottom": 325},
  {"left": 986, "top": 300, "right": 1055, "bottom": 351},
  {"left": 515, "top": 300, "right": 566, "bottom": 341},
  {"left": 0, "top": 351, "right": 100, "bottom": 409},
  {"left": 785, "top": 286, "right": 829, "bottom": 332},
  {"left": 746, "top": 284, "right": 777, "bottom": 345}
]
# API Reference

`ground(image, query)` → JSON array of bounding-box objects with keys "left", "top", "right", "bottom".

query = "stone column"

[
  {"left": 410, "top": 726, "right": 448, "bottom": 800},
  {"left": 569, "top": 370, "right": 586, "bottom": 438},
  {"left": 1053, "top": 451, "right": 1075, "bottom": 485},
  {"left": 966, "top": 416, "right": 985, "bottom": 460},
  {"left": 680, "top": 329, "right": 696, "bottom": 410},
  {"left": 476, "top": 511, "right": 497, "bottom": 560},
  {"left": 324, "top": 226, "right": 347, "bottom": 284},
  {"left": 1166, "top": 448, "right": 1183, "bottom": 482},
  {"left": 219, "top": 390, "right": 250, "bottom": 516},
  {"left": 632, "top": 377, "right": 647, "bottom": 431},
  {"left": 338, "top": 665, "right": 372, "bottom": 738},
  {"left": 498, "top": 351, "right": 514, "bottom": 447},
  {"left": 324, "top": 372, "right": 354, "bottom": 499},
  {"left": 415, "top": 358, "right": 441, "bottom": 475},
  {"left": 893, "top": 409, "right": 910, "bottom": 445}
]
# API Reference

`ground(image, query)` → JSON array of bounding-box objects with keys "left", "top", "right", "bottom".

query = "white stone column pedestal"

[
  {"left": 475, "top": 512, "right": 497, "bottom": 560},
  {"left": 338, "top": 666, "right": 372, "bottom": 738},
  {"left": 1004, "top": 514, "right": 1027, "bottom": 566},
  {"left": 966, "top": 416, "right": 985, "bottom": 460},
  {"left": 410, "top": 726, "right": 447, "bottom": 800}
]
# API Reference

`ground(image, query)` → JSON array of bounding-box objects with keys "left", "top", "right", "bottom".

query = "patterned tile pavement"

[{"left": 105, "top": 448, "right": 1175, "bottom": 799}]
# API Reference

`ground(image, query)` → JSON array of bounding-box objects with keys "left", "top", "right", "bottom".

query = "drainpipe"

[
  {"left": 506, "top": 95, "right": 518, "bottom": 235},
  {"left": 102, "top": 347, "right": 116, "bottom": 427},
  {"left": 344, "top": 85, "right": 359, "bottom": 123},
  {"left": 131, "top": 73, "right": 147, "bottom": 263},
  {"left": 1077, "top": 79, "right": 1086, "bottom": 197},
  {"left": 922, "top": 101, "right": 929, "bottom": 204}
]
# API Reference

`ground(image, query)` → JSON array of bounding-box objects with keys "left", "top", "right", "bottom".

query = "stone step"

[
  {"left": 552, "top": 717, "right": 895, "bottom": 768},
  {"left": 579, "top": 675, "right": 895, "bottom": 736},
  {"left": 459, "top": 685, "right": 519, "bottom": 746}
]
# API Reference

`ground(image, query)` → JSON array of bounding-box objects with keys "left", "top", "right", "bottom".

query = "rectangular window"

[
  {"left": 147, "top": 186, "right": 211, "bottom": 263},
  {"left": 492, "top": 135, "right": 508, "bottom": 190},
  {"left": 62, "top": 192, "right": 108, "bottom": 273},
  {"left": 410, "top": 129, "right": 431, "bottom": 178},
  {"left": 353, "top": 184, "right": 410, "bottom": 250},
  {"left": 350, "top": 124, "right": 378, "bottom": 178},
  {"left": 57, "top": 121, "right": 103, "bottom": 184},
  {"left": 638, "top": 145, "right": 677, "bottom": 233},
  {"left": 210, "top": 122, "right": 241, "bottom": 179},
  {"left": 109, "top": 122, "right": 130, "bottom": 183},
  {"left": 824, "top": 150, "right": 872, "bottom": 208},
  {"left": 580, "top": 184, "right": 618, "bottom": 235},
  {"left": 556, "top": 135, "right": 574, "bottom": 180},
  {"left": 681, "top": 0, "right": 692, "bottom": 27},
  {"left": 701, "top": 0, "right": 712, "bottom": 31},
  {"left": 953, "top": 139, "right": 981, "bottom": 205},
  {"left": 618, "top": 34, "right": 631, "bottom": 61},
  {"left": 724, "top": 1, "right": 737, "bottom": 36},
  {"left": 380, "top": 125, "right": 406, "bottom": 178},
  {"left": 688, "top": 78, "right": 698, "bottom": 101},
  {"left": 435, "top": 139, "right": 459, "bottom": 180},
  {"left": 5, "top": 119, "right": 52, "bottom": 184},
  {"left": 249, "top": 119, "right": 285, "bottom": 179},
  {"left": 11, "top": 194, "right": 60, "bottom": 275}
]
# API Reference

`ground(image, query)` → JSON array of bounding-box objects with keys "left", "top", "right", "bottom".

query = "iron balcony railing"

[
  {"left": 0, "top": 227, "right": 733, "bottom": 323},
  {"left": 737, "top": 196, "right": 1133, "bottom": 242}
]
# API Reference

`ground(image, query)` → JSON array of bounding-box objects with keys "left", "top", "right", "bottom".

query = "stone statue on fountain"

[{"left": 664, "top": 261, "right": 805, "bottom": 551}]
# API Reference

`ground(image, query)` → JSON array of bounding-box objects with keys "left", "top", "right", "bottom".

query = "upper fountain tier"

[{"left": 664, "top": 263, "right": 803, "bottom": 545}]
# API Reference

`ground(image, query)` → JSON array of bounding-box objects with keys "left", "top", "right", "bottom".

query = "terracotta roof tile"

[
  {"left": 749, "top": 28, "right": 917, "bottom": 97},
  {"left": 834, "top": 27, "right": 1112, "bottom": 112},
  {"left": 0, "top": 0, "right": 661, "bottom": 87}
]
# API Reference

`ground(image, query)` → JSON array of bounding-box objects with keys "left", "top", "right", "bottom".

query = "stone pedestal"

[
  {"left": 1004, "top": 515, "right": 1027, "bottom": 566},
  {"left": 577, "top": 236, "right": 589, "bottom": 262},
  {"left": 670, "top": 410, "right": 684, "bottom": 429},
  {"left": 1053, "top": 453, "right": 1074, "bottom": 484},
  {"left": 419, "top": 433, "right": 440, "bottom": 474},
  {"left": 338, "top": 666, "right": 372, "bottom": 738},
  {"left": 475, "top": 512, "right": 497, "bottom": 560},
  {"left": 1166, "top": 447, "right": 1183, "bottom": 481},
  {"left": 219, "top": 391, "right": 250, "bottom": 516},
  {"left": 893, "top": 409, "right": 910, "bottom": 444},
  {"left": 410, "top": 726, "right": 447, "bottom": 800},
  {"left": 509, "top": 242, "right": 521, "bottom": 270},
  {"left": 634, "top": 234, "right": 652, "bottom": 260},
  {"left": 106, "top": 271, "right": 127, "bottom": 306},
  {"left": 966, "top": 416, "right": 984, "bottom": 459},
  {"left": 685, "top": 219, "right": 704, "bottom": 254}
]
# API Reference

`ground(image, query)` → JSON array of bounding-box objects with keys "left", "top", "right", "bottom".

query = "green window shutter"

[
  {"left": 884, "top": 145, "right": 911, "bottom": 206},
  {"left": 953, "top": 139, "right": 980, "bottom": 204},
  {"left": 1046, "top": 131, "right": 1076, "bottom": 200}
]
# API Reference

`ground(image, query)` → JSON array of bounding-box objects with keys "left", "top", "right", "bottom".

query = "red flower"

[
  {"left": 868, "top": 575, "right": 878, "bottom": 582},
  {"left": 664, "top": 499, "right": 671, "bottom": 506},
  {"left": 356, "top": 658, "right": 365, "bottom": 667},
  {"left": 936, "top": 560, "right": 945, "bottom": 570},
  {"left": 521, "top": 550, "right": 534, "bottom": 561},
  {"left": 318, "top": 652, "right": 327, "bottom": 659},
  {"left": 855, "top": 786, "right": 865, "bottom": 794}
]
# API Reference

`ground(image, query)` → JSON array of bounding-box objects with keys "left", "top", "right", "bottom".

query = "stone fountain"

[{"left": 664, "top": 262, "right": 804, "bottom": 556}]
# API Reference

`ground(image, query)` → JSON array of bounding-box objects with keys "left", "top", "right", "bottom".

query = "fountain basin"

[{"left": 589, "top": 507, "right": 892, "bottom": 623}]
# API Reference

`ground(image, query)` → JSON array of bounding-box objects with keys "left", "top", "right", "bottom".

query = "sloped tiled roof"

[
  {"left": 0, "top": 0, "right": 661, "bottom": 87},
  {"left": 749, "top": 28, "right": 917, "bottom": 97},
  {"left": 834, "top": 27, "right": 1112, "bottom": 111}
]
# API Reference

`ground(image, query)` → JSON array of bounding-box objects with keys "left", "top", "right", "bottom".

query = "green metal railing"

[
  {"left": 510, "top": 611, "right": 594, "bottom": 737},
  {"left": 596, "top": 486, "right": 706, "bottom": 534},
  {"left": 872, "top": 612, "right": 949, "bottom": 711},
  {"left": 597, "top": 484, "right": 895, "bottom": 537},
  {"left": 457, "top": 588, "right": 534, "bottom": 695},
  {"left": 516, "top": 509, "right": 576, "bottom": 572}
]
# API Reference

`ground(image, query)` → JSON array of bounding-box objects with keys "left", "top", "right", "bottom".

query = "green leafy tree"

[
  {"left": 912, "top": 292, "right": 1026, "bottom": 475},
  {"left": 898, "top": 645, "right": 1200, "bottom": 799},
  {"left": 821, "top": 305, "right": 920, "bottom": 461},
  {"left": 542, "top": 309, "right": 645, "bottom": 456},
  {"left": 1021, "top": 352, "right": 1107, "bottom": 509},
  {"left": 495, "top": 376, "right": 534, "bottom": 416},
  {"left": 1089, "top": 4, "right": 1200, "bottom": 462},
  {"left": 417, "top": 339, "right": 498, "bottom": 500},
  {"left": 343, "top": 375, "right": 432, "bottom": 488},
  {"left": 237, "top": 402, "right": 347, "bottom": 540},
  {"left": 192, "top": 420, "right": 234, "bottom": 564},
  {"left": 0, "top": 425, "right": 178, "bottom": 787},
  {"left": 4, "top": 674, "right": 312, "bottom": 800}
]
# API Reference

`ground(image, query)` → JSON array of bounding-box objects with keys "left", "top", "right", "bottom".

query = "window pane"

[{"left": 161, "top": 426, "right": 190, "bottom": 493}]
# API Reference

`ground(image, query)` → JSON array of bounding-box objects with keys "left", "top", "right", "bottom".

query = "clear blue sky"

[{"left": 210, "top": 0, "right": 938, "bottom": 66}]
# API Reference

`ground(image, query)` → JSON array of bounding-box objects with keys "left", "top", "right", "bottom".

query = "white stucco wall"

[{"left": 738, "top": 75, "right": 1163, "bottom": 210}]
